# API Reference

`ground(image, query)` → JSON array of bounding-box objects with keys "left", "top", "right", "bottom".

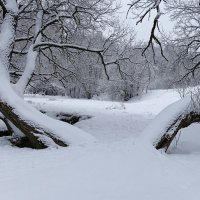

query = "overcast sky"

[{"left": 117, "top": 0, "right": 174, "bottom": 41}]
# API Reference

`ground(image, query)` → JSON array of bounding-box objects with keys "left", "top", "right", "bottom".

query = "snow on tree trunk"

[
  {"left": 14, "top": 10, "right": 43, "bottom": 95},
  {"left": 0, "top": 82, "right": 96, "bottom": 148},
  {"left": 141, "top": 96, "right": 193, "bottom": 151},
  {"left": 155, "top": 111, "right": 200, "bottom": 151},
  {"left": 0, "top": 2, "right": 95, "bottom": 148}
]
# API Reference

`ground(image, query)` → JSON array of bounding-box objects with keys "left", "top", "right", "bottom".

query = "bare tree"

[{"left": 0, "top": 0, "right": 120, "bottom": 148}]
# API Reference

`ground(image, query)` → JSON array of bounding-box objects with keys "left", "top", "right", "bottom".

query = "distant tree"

[{"left": 25, "top": 22, "right": 153, "bottom": 101}]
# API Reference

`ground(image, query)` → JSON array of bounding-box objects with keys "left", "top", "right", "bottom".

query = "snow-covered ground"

[{"left": 1, "top": 89, "right": 200, "bottom": 200}]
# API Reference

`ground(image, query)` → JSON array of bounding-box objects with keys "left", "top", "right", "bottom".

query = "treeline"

[
  {"left": 9, "top": 0, "right": 199, "bottom": 101},
  {"left": 25, "top": 35, "right": 197, "bottom": 101}
]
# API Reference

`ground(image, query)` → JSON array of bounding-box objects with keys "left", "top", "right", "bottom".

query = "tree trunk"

[
  {"left": 14, "top": 10, "right": 43, "bottom": 96},
  {"left": 0, "top": 94, "right": 68, "bottom": 148},
  {"left": 155, "top": 111, "right": 200, "bottom": 151},
  {"left": 0, "top": 116, "right": 14, "bottom": 136},
  {"left": 0, "top": 101, "right": 48, "bottom": 148},
  {"left": 0, "top": 3, "right": 70, "bottom": 149}
]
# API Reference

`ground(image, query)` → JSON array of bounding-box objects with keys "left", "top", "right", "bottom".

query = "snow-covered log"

[
  {"left": 141, "top": 95, "right": 200, "bottom": 151},
  {"left": 0, "top": 68, "right": 95, "bottom": 148},
  {"left": 155, "top": 111, "right": 200, "bottom": 151}
]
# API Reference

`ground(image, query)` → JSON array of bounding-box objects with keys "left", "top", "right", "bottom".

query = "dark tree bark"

[
  {"left": 0, "top": 100, "right": 68, "bottom": 149},
  {"left": 0, "top": 117, "right": 14, "bottom": 137}
]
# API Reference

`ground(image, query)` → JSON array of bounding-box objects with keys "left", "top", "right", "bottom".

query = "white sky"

[{"left": 117, "top": 0, "right": 174, "bottom": 41}]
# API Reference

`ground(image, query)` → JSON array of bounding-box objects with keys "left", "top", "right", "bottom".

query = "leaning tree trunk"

[
  {"left": 0, "top": 1, "right": 68, "bottom": 149},
  {"left": 155, "top": 111, "right": 200, "bottom": 151},
  {"left": 0, "top": 99, "right": 67, "bottom": 148},
  {"left": 141, "top": 96, "right": 200, "bottom": 152}
]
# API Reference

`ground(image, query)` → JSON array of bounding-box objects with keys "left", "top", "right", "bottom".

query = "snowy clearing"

[{"left": 1, "top": 89, "right": 200, "bottom": 200}]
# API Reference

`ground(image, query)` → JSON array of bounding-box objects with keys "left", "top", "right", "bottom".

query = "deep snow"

[{"left": 1, "top": 89, "right": 200, "bottom": 200}]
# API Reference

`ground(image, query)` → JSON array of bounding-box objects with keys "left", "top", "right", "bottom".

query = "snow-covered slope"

[{"left": 1, "top": 89, "right": 200, "bottom": 200}]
